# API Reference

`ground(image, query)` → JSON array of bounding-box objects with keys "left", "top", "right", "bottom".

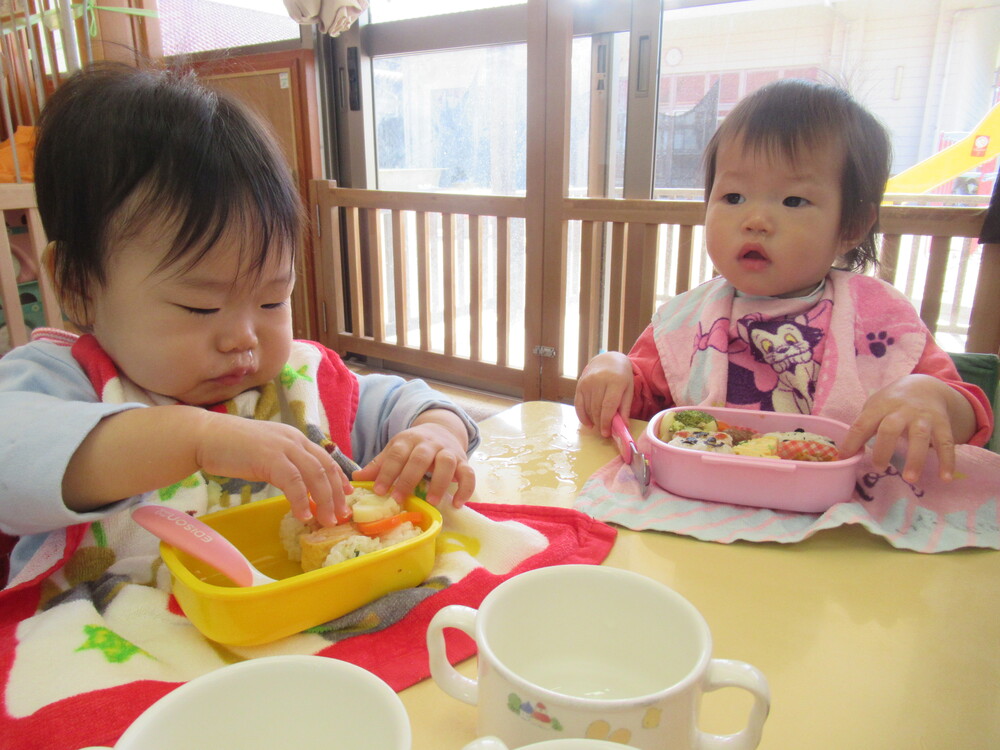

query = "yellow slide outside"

[{"left": 886, "top": 101, "right": 999, "bottom": 194}]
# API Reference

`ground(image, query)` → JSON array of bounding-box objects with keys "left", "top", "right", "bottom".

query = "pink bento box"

[{"left": 644, "top": 406, "right": 862, "bottom": 513}]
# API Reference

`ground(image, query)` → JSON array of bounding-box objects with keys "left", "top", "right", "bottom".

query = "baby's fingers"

[
  {"left": 448, "top": 462, "right": 476, "bottom": 507},
  {"left": 840, "top": 414, "right": 878, "bottom": 460},
  {"left": 898, "top": 426, "right": 932, "bottom": 485},
  {"left": 868, "top": 413, "right": 908, "bottom": 472},
  {"left": 573, "top": 389, "right": 595, "bottom": 428},
  {"left": 423, "top": 450, "right": 458, "bottom": 505},
  {"left": 281, "top": 450, "right": 350, "bottom": 525},
  {"left": 889, "top": 414, "right": 955, "bottom": 485},
  {"left": 358, "top": 439, "right": 425, "bottom": 501},
  {"left": 930, "top": 425, "right": 958, "bottom": 482},
  {"left": 274, "top": 466, "right": 315, "bottom": 523},
  {"left": 425, "top": 454, "right": 476, "bottom": 507}
]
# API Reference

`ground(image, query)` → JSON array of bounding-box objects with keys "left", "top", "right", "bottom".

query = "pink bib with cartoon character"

[{"left": 650, "top": 270, "right": 928, "bottom": 424}]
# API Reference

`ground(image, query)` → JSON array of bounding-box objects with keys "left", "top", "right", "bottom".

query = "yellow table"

[{"left": 401, "top": 401, "right": 1000, "bottom": 749}]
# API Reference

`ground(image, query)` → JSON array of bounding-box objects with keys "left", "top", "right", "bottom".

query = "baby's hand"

[
  {"left": 196, "top": 413, "right": 352, "bottom": 526},
  {"left": 840, "top": 375, "right": 973, "bottom": 483},
  {"left": 352, "top": 410, "right": 475, "bottom": 508},
  {"left": 574, "top": 351, "right": 634, "bottom": 437}
]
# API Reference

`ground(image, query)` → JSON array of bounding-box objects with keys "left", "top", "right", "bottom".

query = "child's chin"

[
  {"left": 169, "top": 370, "right": 277, "bottom": 406},
  {"left": 171, "top": 383, "right": 244, "bottom": 407}
]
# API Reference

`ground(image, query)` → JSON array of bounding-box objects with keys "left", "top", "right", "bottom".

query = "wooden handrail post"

[{"left": 967, "top": 242, "right": 1000, "bottom": 355}]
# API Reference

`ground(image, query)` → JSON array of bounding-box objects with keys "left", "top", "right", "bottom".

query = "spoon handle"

[{"left": 132, "top": 503, "right": 275, "bottom": 587}]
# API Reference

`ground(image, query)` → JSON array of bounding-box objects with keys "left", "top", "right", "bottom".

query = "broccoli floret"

[{"left": 673, "top": 409, "right": 715, "bottom": 427}]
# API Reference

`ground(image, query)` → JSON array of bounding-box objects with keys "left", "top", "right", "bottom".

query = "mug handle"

[
  {"left": 696, "top": 659, "right": 771, "bottom": 750},
  {"left": 426, "top": 604, "right": 480, "bottom": 705}
]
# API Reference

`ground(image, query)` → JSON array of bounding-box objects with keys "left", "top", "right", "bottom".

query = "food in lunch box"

[
  {"left": 658, "top": 409, "right": 719, "bottom": 441},
  {"left": 663, "top": 412, "right": 841, "bottom": 462},
  {"left": 279, "top": 488, "right": 424, "bottom": 573},
  {"left": 722, "top": 425, "right": 758, "bottom": 445},
  {"left": 778, "top": 432, "right": 840, "bottom": 461},
  {"left": 667, "top": 430, "right": 734, "bottom": 453},
  {"left": 732, "top": 435, "right": 780, "bottom": 458},
  {"left": 767, "top": 430, "right": 837, "bottom": 447}
]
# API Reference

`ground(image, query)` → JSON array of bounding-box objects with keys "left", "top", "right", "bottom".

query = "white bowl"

[{"left": 79, "top": 655, "right": 410, "bottom": 750}]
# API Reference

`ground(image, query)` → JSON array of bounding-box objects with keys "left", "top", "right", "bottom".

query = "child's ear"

[{"left": 42, "top": 241, "right": 93, "bottom": 330}]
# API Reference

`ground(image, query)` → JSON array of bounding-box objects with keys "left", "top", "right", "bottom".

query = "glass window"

[
  {"left": 643, "top": 0, "right": 1000, "bottom": 353},
  {"left": 158, "top": 0, "right": 300, "bottom": 56},
  {"left": 569, "top": 32, "right": 630, "bottom": 198},
  {"left": 373, "top": 45, "right": 527, "bottom": 195},
  {"left": 370, "top": 0, "right": 525, "bottom": 24},
  {"left": 568, "top": 36, "right": 593, "bottom": 197},
  {"left": 370, "top": 44, "right": 528, "bottom": 365},
  {"left": 653, "top": 0, "right": 1000, "bottom": 199}
]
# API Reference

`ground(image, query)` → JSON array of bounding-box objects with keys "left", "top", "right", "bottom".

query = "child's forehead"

[
  {"left": 108, "top": 188, "right": 296, "bottom": 280},
  {"left": 717, "top": 133, "right": 845, "bottom": 180},
  {"left": 109, "top": 207, "right": 293, "bottom": 279},
  {"left": 105, "top": 236, "right": 294, "bottom": 296},
  {"left": 160, "top": 242, "right": 296, "bottom": 286}
]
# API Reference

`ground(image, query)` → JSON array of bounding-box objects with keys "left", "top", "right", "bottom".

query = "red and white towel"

[
  {"left": 0, "top": 330, "right": 617, "bottom": 748},
  {"left": 0, "top": 502, "right": 616, "bottom": 749}
]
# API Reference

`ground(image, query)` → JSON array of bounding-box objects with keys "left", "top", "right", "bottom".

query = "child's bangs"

[
  {"left": 161, "top": 192, "right": 297, "bottom": 280},
  {"left": 736, "top": 117, "right": 841, "bottom": 170},
  {"left": 124, "top": 167, "right": 299, "bottom": 281}
]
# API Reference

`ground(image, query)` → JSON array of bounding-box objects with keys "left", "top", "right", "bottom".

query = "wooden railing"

[
  {"left": 0, "top": 183, "right": 60, "bottom": 352},
  {"left": 5, "top": 180, "right": 994, "bottom": 403},
  {"left": 309, "top": 183, "right": 529, "bottom": 394},
  {"left": 310, "top": 180, "right": 998, "bottom": 402},
  {"left": 878, "top": 205, "right": 998, "bottom": 355}
]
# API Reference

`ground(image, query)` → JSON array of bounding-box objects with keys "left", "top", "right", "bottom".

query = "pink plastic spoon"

[{"left": 131, "top": 503, "right": 277, "bottom": 587}]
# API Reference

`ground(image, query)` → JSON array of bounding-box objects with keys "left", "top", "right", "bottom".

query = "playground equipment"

[{"left": 886, "top": 101, "right": 999, "bottom": 195}]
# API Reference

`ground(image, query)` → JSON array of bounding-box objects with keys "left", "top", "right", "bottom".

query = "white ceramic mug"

[
  {"left": 78, "top": 655, "right": 410, "bottom": 750},
  {"left": 428, "top": 565, "right": 769, "bottom": 750}
]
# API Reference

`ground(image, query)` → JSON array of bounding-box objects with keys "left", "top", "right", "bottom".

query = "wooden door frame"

[{"left": 525, "top": 0, "right": 574, "bottom": 401}]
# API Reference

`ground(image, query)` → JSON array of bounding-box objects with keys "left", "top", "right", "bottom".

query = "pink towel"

[{"left": 575, "top": 445, "right": 1000, "bottom": 552}]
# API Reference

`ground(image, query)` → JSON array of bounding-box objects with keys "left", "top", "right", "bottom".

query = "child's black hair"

[
  {"left": 34, "top": 61, "right": 302, "bottom": 314},
  {"left": 702, "top": 78, "right": 892, "bottom": 273}
]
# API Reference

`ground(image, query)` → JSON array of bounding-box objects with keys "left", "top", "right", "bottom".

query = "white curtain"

[{"left": 283, "top": 0, "right": 368, "bottom": 37}]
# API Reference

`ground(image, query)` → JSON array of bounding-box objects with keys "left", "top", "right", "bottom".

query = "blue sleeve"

[
  {"left": 0, "top": 342, "right": 143, "bottom": 537},
  {"left": 349, "top": 372, "right": 481, "bottom": 467}
]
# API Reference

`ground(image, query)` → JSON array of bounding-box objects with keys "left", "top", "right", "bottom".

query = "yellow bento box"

[{"left": 159, "top": 483, "right": 442, "bottom": 647}]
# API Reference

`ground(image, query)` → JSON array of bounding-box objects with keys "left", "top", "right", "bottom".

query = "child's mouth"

[
  {"left": 212, "top": 368, "right": 253, "bottom": 386},
  {"left": 738, "top": 244, "right": 770, "bottom": 269}
]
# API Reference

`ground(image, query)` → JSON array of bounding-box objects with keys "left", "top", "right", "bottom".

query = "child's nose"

[
  {"left": 218, "top": 320, "right": 259, "bottom": 354},
  {"left": 742, "top": 208, "right": 773, "bottom": 235}
]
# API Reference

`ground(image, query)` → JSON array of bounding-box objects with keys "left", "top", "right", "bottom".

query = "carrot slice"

[{"left": 355, "top": 511, "right": 424, "bottom": 537}]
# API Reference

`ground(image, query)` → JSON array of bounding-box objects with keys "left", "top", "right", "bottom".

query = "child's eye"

[
  {"left": 181, "top": 306, "right": 219, "bottom": 315},
  {"left": 722, "top": 193, "right": 744, "bottom": 204},
  {"left": 783, "top": 196, "right": 810, "bottom": 207},
  {"left": 261, "top": 302, "right": 287, "bottom": 310}
]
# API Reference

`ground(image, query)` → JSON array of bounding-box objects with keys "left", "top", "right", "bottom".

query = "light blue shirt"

[{"left": 0, "top": 340, "right": 479, "bottom": 580}]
